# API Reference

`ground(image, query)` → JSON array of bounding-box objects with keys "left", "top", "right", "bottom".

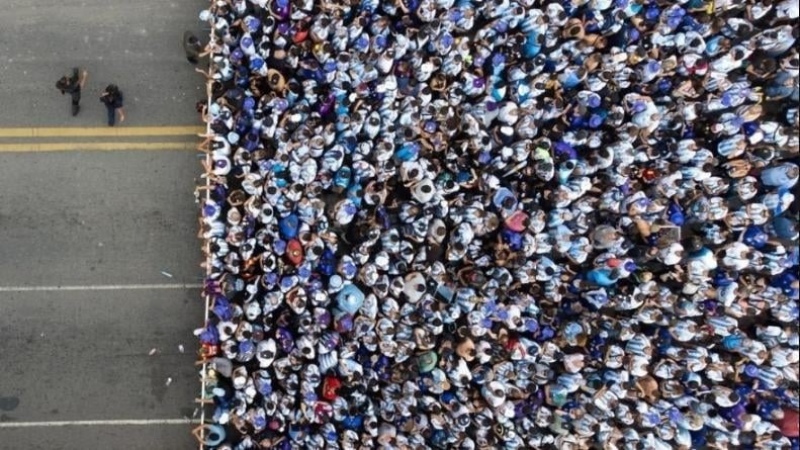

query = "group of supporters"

[{"left": 193, "top": 0, "right": 800, "bottom": 448}]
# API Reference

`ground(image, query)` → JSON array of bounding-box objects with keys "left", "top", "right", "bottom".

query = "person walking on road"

[
  {"left": 100, "top": 84, "right": 125, "bottom": 126},
  {"left": 55, "top": 67, "right": 88, "bottom": 116}
]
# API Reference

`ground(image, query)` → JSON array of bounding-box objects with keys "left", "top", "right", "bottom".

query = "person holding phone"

[{"left": 99, "top": 84, "right": 125, "bottom": 126}]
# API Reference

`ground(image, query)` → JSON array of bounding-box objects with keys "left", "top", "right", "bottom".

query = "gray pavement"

[
  {"left": 0, "top": 148, "right": 205, "bottom": 450},
  {"left": 0, "top": 288, "right": 200, "bottom": 422},
  {"left": 0, "top": 150, "right": 202, "bottom": 287},
  {"left": 0, "top": 0, "right": 207, "bottom": 448}
]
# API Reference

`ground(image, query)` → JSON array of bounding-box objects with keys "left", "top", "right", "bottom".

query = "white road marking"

[
  {"left": 0, "top": 283, "right": 202, "bottom": 292},
  {"left": 0, "top": 419, "right": 200, "bottom": 428}
]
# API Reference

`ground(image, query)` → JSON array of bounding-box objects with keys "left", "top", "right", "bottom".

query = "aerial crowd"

[{"left": 192, "top": 0, "right": 800, "bottom": 448}]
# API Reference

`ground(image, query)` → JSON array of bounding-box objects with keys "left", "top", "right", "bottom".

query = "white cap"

[{"left": 329, "top": 275, "right": 343, "bottom": 291}]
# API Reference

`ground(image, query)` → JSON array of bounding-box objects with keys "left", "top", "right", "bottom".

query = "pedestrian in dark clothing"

[
  {"left": 183, "top": 31, "right": 203, "bottom": 65},
  {"left": 55, "top": 67, "right": 88, "bottom": 116},
  {"left": 100, "top": 84, "right": 125, "bottom": 126}
]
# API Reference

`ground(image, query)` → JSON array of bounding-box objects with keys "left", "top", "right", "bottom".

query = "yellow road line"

[
  {"left": 0, "top": 126, "right": 204, "bottom": 138},
  {"left": 0, "top": 142, "right": 196, "bottom": 153}
]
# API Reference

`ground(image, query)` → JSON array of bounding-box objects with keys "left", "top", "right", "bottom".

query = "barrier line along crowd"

[{"left": 192, "top": 0, "right": 800, "bottom": 449}]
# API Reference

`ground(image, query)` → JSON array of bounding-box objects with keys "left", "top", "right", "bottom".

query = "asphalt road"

[
  {"left": 0, "top": 0, "right": 207, "bottom": 448},
  {"left": 0, "top": 150, "right": 202, "bottom": 286},
  {"left": 0, "top": 289, "right": 200, "bottom": 422}
]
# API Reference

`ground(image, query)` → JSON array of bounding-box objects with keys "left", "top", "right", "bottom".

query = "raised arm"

[{"left": 79, "top": 69, "right": 88, "bottom": 89}]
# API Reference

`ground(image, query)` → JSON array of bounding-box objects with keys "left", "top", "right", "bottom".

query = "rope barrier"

[{"left": 196, "top": 4, "right": 216, "bottom": 448}]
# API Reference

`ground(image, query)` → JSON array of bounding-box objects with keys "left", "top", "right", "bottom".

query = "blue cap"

[
  {"left": 212, "top": 296, "right": 233, "bottom": 320},
  {"left": 341, "top": 260, "right": 358, "bottom": 278},
  {"left": 721, "top": 92, "right": 733, "bottom": 107},
  {"left": 441, "top": 33, "right": 454, "bottom": 49},
  {"left": 256, "top": 379, "right": 272, "bottom": 395},
  {"left": 668, "top": 203, "right": 685, "bottom": 226},
  {"left": 254, "top": 415, "right": 266, "bottom": 429},
  {"left": 712, "top": 270, "right": 733, "bottom": 287},
  {"left": 690, "top": 428, "right": 707, "bottom": 448},
  {"left": 278, "top": 214, "right": 300, "bottom": 239},
  {"left": 502, "top": 230, "right": 524, "bottom": 251},
  {"left": 439, "top": 392, "right": 456, "bottom": 406},
  {"left": 203, "top": 203, "right": 218, "bottom": 217},
  {"left": 239, "top": 340, "right": 254, "bottom": 354},
  {"left": 337, "top": 284, "right": 365, "bottom": 314},
  {"left": 245, "top": 17, "right": 260, "bottom": 32},
  {"left": 340, "top": 415, "right": 361, "bottom": 430},
  {"left": 743, "top": 225, "right": 768, "bottom": 248},
  {"left": 200, "top": 325, "right": 220, "bottom": 345},
  {"left": 343, "top": 201, "right": 358, "bottom": 216},
  {"left": 722, "top": 334, "right": 744, "bottom": 351},
  {"left": 231, "top": 48, "right": 244, "bottom": 61},
  {"left": 250, "top": 57, "right": 265, "bottom": 71},
  {"left": 554, "top": 141, "right": 577, "bottom": 158},
  {"left": 356, "top": 35, "right": 369, "bottom": 51},
  {"left": 395, "top": 142, "right": 419, "bottom": 162},
  {"left": 742, "top": 121, "right": 759, "bottom": 136},
  {"left": 491, "top": 52, "right": 505, "bottom": 68},
  {"left": 539, "top": 326, "right": 555, "bottom": 341},
  {"left": 375, "top": 35, "right": 387, "bottom": 50},
  {"left": 280, "top": 275, "right": 294, "bottom": 289}
]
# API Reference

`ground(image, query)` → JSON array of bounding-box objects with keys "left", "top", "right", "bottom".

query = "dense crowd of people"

[{"left": 192, "top": 0, "right": 800, "bottom": 448}]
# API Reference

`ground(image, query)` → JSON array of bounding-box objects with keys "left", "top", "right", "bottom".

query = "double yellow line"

[{"left": 0, "top": 126, "right": 205, "bottom": 152}]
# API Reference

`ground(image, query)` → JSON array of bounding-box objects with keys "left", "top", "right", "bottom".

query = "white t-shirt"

[
  {"left": 722, "top": 242, "right": 751, "bottom": 270},
  {"left": 776, "top": 0, "right": 799, "bottom": 20},
  {"left": 659, "top": 242, "right": 684, "bottom": 265}
]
